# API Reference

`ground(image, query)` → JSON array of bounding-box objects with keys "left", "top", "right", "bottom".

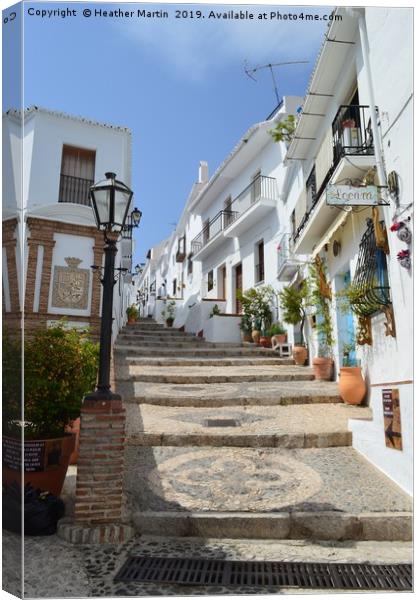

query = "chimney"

[{"left": 198, "top": 161, "right": 209, "bottom": 184}]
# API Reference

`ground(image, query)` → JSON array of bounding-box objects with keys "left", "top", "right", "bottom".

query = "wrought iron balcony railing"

[
  {"left": 58, "top": 173, "right": 93, "bottom": 206},
  {"left": 293, "top": 105, "right": 375, "bottom": 243},
  {"left": 228, "top": 175, "right": 278, "bottom": 222},
  {"left": 191, "top": 210, "right": 239, "bottom": 255},
  {"left": 122, "top": 215, "right": 133, "bottom": 240}
]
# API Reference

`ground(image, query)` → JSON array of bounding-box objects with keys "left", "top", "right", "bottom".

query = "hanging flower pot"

[
  {"left": 390, "top": 221, "right": 412, "bottom": 244},
  {"left": 339, "top": 367, "right": 367, "bottom": 405},
  {"left": 397, "top": 249, "right": 411, "bottom": 270}
]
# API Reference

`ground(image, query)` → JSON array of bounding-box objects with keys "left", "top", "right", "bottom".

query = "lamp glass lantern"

[
  {"left": 131, "top": 207, "right": 142, "bottom": 227},
  {"left": 89, "top": 172, "right": 133, "bottom": 234}
]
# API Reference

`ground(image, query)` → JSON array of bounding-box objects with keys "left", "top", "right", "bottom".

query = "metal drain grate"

[
  {"left": 114, "top": 556, "right": 412, "bottom": 590},
  {"left": 204, "top": 419, "right": 239, "bottom": 427}
]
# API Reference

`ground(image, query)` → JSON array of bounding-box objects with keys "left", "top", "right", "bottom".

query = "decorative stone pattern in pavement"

[
  {"left": 122, "top": 380, "right": 341, "bottom": 406},
  {"left": 125, "top": 403, "right": 371, "bottom": 438},
  {"left": 124, "top": 446, "right": 413, "bottom": 514},
  {"left": 13, "top": 531, "right": 412, "bottom": 598}
]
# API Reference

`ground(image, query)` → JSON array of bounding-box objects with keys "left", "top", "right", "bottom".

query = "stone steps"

[
  {"left": 120, "top": 365, "right": 314, "bottom": 384},
  {"left": 116, "top": 339, "right": 215, "bottom": 348},
  {"left": 124, "top": 446, "right": 412, "bottom": 541},
  {"left": 125, "top": 403, "right": 372, "bottom": 448},
  {"left": 116, "top": 357, "right": 295, "bottom": 367},
  {"left": 118, "top": 380, "right": 341, "bottom": 407},
  {"left": 115, "top": 345, "right": 281, "bottom": 358}
]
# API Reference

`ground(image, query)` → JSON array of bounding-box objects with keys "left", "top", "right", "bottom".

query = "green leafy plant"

[
  {"left": 209, "top": 304, "right": 221, "bottom": 318},
  {"left": 239, "top": 313, "right": 253, "bottom": 334},
  {"left": 162, "top": 300, "right": 176, "bottom": 323},
  {"left": 268, "top": 322, "right": 286, "bottom": 337},
  {"left": 126, "top": 304, "right": 139, "bottom": 320},
  {"left": 309, "top": 258, "right": 335, "bottom": 358},
  {"left": 278, "top": 280, "right": 310, "bottom": 345},
  {"left": 342, "top": 340, "right": 360, "bottom": 367},
  {"left": 237, "top": 286, "right": 274, "bottom": 332},
  {"left": 268, "top": 115, "right": 296, "bottom": 143},
  {"left": 335, "top": 279, "right": 382, "bottom": 317},
  {"left": 3, "top": 324, "right": 99, "bottom": 440}
]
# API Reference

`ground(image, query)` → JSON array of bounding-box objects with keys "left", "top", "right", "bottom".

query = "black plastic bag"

[{"left": 3, "top": 482, "right": 65, "bottom": 535}]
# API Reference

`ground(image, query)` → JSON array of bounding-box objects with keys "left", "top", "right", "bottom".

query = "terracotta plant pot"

[
  {"left": 313, "top": 357, "right": 334, "bottom": 381},
  {"left": 66, "top": 418, "right": 80, "bottom": 465},
  {"left": 241, "top": 332, "right": 253, "bottom": 343},
  {"left": 339, "top": 367, "right": 367, "bottom": 405},
  {"left": 127, "top": 317, "right": 136, "bottom": 324},
  {"left": 251, "top": 330, "right": 261, "bottom": 344},
  {"left": 273, "top": 333, "right": 287, "bottom": 344},
  {"left": 259, "top": 336, "right": 271, "bottom": 348},
  {"left": 293, "top": 345, "right": 308, "bottom": 366},
  {"left": 3, "top": 434, "right": 75, "bottom": 496}
]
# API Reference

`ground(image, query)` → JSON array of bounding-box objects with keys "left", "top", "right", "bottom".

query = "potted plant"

[
  {"left": 237, "top": 286, "right": 274, "bottom": 346},
  {"left": 269, "top": 322, "right": 287, "bottom": 344},
  {"left": 239, "top": 313, "right": 253, "bottom": 343},
  {"left": 126, "top": 304, "right": 139, "bottom": 324},
  {"left": 339, "top": 342, "right": 367, "bottom": 405},
  {"left": 209, "top": 304, "right": 221, "bottom": 318},
  {"left": 309, "top": 257, "right": 335, "bottom": 381},
  {"left": 259, "top": 320, "right": 272, "bottom": 348},
  {"left": 3, "top": 325, "right": 99, "bottom": 496},
  {"left": 278, "top": 280, "right": 310, "bottom": 365},
  {"left": 162, "top": 300, "right": 176, "bottom": 327}
]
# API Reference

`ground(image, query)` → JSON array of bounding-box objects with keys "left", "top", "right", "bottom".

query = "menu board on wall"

[{"left": 382, "top": 388, "right": 403, "bottom": 451}]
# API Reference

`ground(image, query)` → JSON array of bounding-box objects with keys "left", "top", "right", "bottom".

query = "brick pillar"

[{"left": 58, "top": 398, "right": 134, "bottom": 544}]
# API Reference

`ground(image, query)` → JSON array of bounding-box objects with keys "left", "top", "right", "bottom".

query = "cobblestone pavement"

[
  {"left": 124, "top": 446, "right": 412, "bottom": 514},
  {"left": 121, "top": 380, "right": 341, "bottom": 406},
  {"left": 125, "top": 403, "right": 372, "bottom": 445},
  {"left": 3, "top": 530, "right": 411, "bottom": 598}
]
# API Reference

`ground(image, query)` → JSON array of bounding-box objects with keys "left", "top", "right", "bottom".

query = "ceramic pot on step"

[
  {"left": 259, "top": 335, "right": 271, "bottom": 348},
  {"left": 313, "top": 357, "right": 334, "bottom": 381},
  {"left": 292, "top": 345, "right": 308, "bottom": 366},
  {"left": 251, "top": 330, "right": 261, "bottom": 344},
  {"left": 339, "top": 367, "right": 367, "bottom": 405}
]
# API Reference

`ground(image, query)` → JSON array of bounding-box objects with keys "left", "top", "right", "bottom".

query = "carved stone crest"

[{"left": 51, "top": 257, "right": 89, "bottom": 309}]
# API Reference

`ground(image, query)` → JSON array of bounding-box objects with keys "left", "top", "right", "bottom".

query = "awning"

[{"left": 310, "top": 209, "right": 351, "bottom": 258}]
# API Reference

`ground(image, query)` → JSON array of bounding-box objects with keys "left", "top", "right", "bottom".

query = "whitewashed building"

[
  {"left": 281, "top": 7, "right": 413, "bottom": 493},
  {"left": 2, "top": 106, "right": 137, "bottom": 339}
]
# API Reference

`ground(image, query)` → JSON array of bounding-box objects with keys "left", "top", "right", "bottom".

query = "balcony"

[
  {"left": 122, "top": 215, "right": 134, "bottom": 240},
  {"left": 176, "top": 236, "right": 186, "bottom": 262},
  {"left": 277, "top": 233, "right": 303, "bottom": 281},
  {"left": 58, "top": 173, "right": 93, "bottom": 206},
  {"left": 224, "top": 175, "right": 278, "bottom": 238},
  {"left": 293, "top": 105, "right": 376, "bottom": 254},
  {"left": 191, "top": 210, "right": 238, "bottom": 261}
]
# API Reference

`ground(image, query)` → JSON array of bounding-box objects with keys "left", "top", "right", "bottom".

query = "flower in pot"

[
  {"left": 309, "top": 257, "right": 335, "bottom": 381},
  {"left": 278, "top": 280, "right": 310, "bottom": 365},
  {"left": 239, "top": 313, "right": 253, "bottom": 342},
  {"left": 341, "top": 118, "right": 356, "bottom": 129},
  {"left": 3, "top": 325, "right": 99, "bottom": 496},
  {"left": 238, "top": 286, "right": 274, "bottom": 346},
  {"left": 126, "top": 304, "right": 139, "bottom": 324},
  {"left": 162, "top": 300, "right": 176, "bottom": 327},
  {"left": 269, "top": 322, "right": 287, "bottom": 344},
  {"left": 259, "top": 320, "right": 272, "bottom": 348}
]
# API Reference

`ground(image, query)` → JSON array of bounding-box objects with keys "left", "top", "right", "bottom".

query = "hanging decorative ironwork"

[{"left": 351, "top": 218, "right": 391, "bottom": 317}]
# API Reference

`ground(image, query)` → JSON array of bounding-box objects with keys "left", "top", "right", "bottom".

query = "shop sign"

[
  {"left": 382, "top": 388, "right": 403, "bottom": 451},
  {"left": 326, "top": 184, "right": 380, "bottom": 206}
]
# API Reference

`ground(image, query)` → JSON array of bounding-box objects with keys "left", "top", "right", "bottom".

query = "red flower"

[
  {"left": 397, "top": 249, "right": 410, "bottom": 259},
  {"left": 390, "top": 221, "right": 404, "bottom": 232}
]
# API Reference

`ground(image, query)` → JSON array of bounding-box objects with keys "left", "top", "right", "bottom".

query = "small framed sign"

[
  {"left": 382, "top": 388, "right": 403, "bottom": 451},
  {"left": 326, "top": 184, "right": 381, "bottom": 206}
]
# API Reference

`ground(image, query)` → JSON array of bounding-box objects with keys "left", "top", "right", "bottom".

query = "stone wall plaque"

[
  {"left": 51, "top": 257, "right": 89, "bottom": 310},
  {"left": 382, "top": 388, "right": 403, "bottom": 451}
]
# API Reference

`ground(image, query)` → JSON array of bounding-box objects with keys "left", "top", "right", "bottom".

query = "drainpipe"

[{"left": 355, "top": 9, "right": 387, "bottom": 188}]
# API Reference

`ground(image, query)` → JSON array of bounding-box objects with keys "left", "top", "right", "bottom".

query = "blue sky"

[{"left": 5, "top": 1, "right": 331, "bottom": 264}]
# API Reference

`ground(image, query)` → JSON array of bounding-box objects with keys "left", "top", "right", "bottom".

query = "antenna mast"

[{"left": 244, "top": 60, "right": 309, "bottom": 105}]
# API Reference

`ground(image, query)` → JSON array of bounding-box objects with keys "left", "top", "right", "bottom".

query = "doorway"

[
  {"left": 235, "top": 264, "right": 243, "bottom": 314},
  {"left": 217, "top": 265, "right": 227, "bottom": 300},
  {"left": 335, "top": 270, "right": 356, "bottom": 366}
]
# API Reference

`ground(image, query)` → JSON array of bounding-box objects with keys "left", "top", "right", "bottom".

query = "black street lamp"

[{"left": 87, "top": 172, "right": 135, "bottom": 402}]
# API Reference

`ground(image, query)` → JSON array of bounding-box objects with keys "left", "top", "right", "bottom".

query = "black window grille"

[
  {"left": 208, "top": 270, "right": 214, "bottom": 292},
  {"left": 351, "top": 218, "right": 391, "bottom": 316}
]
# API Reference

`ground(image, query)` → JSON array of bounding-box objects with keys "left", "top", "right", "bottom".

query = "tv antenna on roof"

[{"left": 244, "top": 60, "right": 309, "bottom": 105}]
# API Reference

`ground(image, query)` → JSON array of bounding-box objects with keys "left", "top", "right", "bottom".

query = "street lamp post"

[{"left": 87, "top": 172, "right": 136, "bottom": 402}]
